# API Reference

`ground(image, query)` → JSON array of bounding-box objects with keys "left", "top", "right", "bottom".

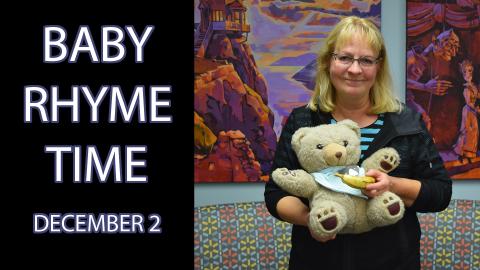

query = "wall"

[{"left": 194, "top": 0, "right": 480, "bottom": 207}]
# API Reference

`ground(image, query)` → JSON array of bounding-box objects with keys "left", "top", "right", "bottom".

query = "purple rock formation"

[
  {"left": 195, "top": 64, "right": 276, "bottom": 176},
  {"left": 194, "top": 130, "right": 263, "bottom": 183},
  {"left": 206, "top": 33, "right": 269, "bottom": 106}
]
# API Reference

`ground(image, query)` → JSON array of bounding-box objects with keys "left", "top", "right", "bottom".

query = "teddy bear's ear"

[
  {"left": 291, "top": 127, "right": 311, "bottom": 153},
  {"left": 337, "top": 119, "right": 360, "bottom": 137}
]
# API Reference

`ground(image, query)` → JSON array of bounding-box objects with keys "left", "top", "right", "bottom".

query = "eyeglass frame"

[{"left": 331, "top": 52, "right": 382, "bottom": 68}]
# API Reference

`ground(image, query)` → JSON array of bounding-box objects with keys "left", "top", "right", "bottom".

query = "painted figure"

[
  {"left": 453, "top": 59, "right": 480, "bottom": 162},
  {"left": 406, "top": 29, "right": 460, "bottom": 130}
]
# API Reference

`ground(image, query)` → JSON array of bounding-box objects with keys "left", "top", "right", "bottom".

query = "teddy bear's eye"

[
  {"left": 343, "top": 140, "right": 348, "bottom": 147},
  {"left": 316, "top": 144, "right": 323, "bottom": 150}
]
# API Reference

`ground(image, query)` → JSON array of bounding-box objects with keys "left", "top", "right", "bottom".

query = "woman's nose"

[{"left": 347, "top": 61, "right": 362, "bottom": 74}]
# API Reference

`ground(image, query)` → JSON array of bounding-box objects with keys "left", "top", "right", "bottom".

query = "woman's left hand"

[{"left": 362, "top": 169, "right": 393, "bottom": 198}]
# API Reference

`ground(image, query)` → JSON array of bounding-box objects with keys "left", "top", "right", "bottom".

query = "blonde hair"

[{"left": 307, "top": 16, "right": 401, "bottom": 113}]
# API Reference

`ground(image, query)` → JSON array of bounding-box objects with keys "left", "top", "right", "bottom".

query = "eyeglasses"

[{"left": 331, "top": 53, "right": 381, "bottom": 68}]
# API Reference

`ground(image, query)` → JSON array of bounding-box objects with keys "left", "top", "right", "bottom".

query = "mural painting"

[
  {"left": 407, "top": 0, "right": 480, "bottom": 179},
  {"left": 194, "top": 0, "right": 381, "bottom": 182}
]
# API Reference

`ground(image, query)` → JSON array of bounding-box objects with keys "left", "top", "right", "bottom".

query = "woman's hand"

[{"left": 362, "top": 169, "right": 393, "bottom": 198}]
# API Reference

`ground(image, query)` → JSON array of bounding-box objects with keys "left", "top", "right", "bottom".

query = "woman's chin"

[{"left": 339, "top": 86, "right": 369, "bottom": 96}]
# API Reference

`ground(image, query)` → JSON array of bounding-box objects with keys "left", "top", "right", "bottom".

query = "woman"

[{"left": 264, "top": 16, "right": 452, "bottom": 270}]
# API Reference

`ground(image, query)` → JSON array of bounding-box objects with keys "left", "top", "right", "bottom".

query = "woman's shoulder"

[
  {"left": 388, "top": 105, "right": 420, "bottom": 119},
  {"left": 290, "top": 104, "right": 311, "bottom": 114},
  {"left": 287, "top": 104, "right": 329, "bottom": 127},
  {"left": 283, "top": 105, "right": 311, "bottom": 129},
  {"left": 385, "top": 105, "right": 424, "bottom": 133}
]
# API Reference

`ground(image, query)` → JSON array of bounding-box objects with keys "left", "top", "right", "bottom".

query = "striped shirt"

[{"left": 330, "top": 115, "right": 384, "bottom": 159}]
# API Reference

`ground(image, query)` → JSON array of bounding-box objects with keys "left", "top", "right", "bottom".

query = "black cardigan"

[{"left": 264, "top": 105, "right": 452, "bottom": 270}]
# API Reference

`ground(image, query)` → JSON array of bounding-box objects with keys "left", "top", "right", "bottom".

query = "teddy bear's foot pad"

[
  {"left": 312, "top": 207, "right": 339, "bottom": 232},
  {"left": 388, "top": 202, "right": 400, "bottom": 215},
  {"left": 320, "top": 216, "right": 337, "bottom": 231},
  {"left": 367, "top": 192, "right": 405, "bottom": 227},
  {"left": 380, "top": 194, "right": 402, "bottom": 217},
  {"left": 309, "top": 202, "right": 347, "bottom": 238}
]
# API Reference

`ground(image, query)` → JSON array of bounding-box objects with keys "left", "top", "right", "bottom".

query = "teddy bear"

[{"left": 272, "top": 119, "right": 405, "bottom": 239}]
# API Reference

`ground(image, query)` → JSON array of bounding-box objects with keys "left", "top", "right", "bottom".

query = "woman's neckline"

[{"left": 330, "top": 112, "right": 380, "bottom": 128}]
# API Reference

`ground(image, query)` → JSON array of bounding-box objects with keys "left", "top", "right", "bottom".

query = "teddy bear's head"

[{"left": 291, "top": 119, "right": 361, "bottom": 173}]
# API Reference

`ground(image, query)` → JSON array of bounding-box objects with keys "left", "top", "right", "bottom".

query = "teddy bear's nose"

[{"left": 335, "top": 152, "right": 342, "bottom": 159}]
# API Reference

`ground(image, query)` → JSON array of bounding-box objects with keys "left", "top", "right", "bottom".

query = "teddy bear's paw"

[
  {"left": 274, "top": 168, "right": 298, "bottom": 182},
  {"left": 379, "top": 152, "right": 400, "bottom": 173},
  {"left": 366, "top": 192, "right": 405, "bottom": 227},
  {"left": 362, "top": 148, "right": 400, "bottom": 173},
  {"left": 272, "top": 168, "right": 317, "bottom": 198},
  {"left": 309, "top": 202, "right": 347, "bottom": 238}
]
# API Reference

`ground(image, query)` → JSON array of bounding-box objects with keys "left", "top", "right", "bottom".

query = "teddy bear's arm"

[
  {"left": 272, "top": 168, "right": 318, "bottom": 198},
  {"left": 361, "top": 147, "right": 400, "bottom": 173}
]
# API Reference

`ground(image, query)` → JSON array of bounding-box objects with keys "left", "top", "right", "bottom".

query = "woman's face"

[
  {"left": 329, "top": 35, "right": 379, "bottom": 101},
  {"left": 462, "top": 64, "right": 473, "bottom": 83}
]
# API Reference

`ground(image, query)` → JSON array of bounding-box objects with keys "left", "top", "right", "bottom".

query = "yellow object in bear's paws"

[{"left": 335, "top": 173, "right": 375, "bottom": 189}]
